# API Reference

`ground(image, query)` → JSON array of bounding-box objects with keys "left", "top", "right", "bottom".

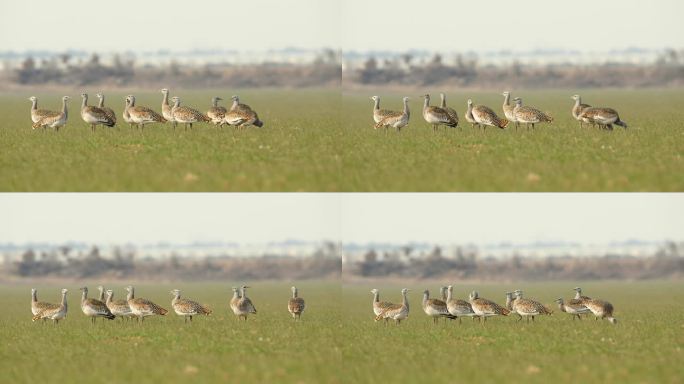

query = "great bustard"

[
  {"left": 467, "top": 99, "right": 508, "bottom": 130},
  {"left": 80, "top": 93, "right": 115, "bottom": 132},
  {"left": 29, "top": 96, "right": 56, "bottom": 125},
  {"left": 230, "top": 287, "right": 241, "bottom": 314},
  {"left": 446, "top": 285, "right": 476, "bottom": 323},
  {"left": 32, "top": 288, "right": 68, "bottom": 324},
  {"left": 464, "top": 101, "right": 480, "bottom": 129},
  {"left": 422, "top": 94, "right": 458, "bottom": 131},
  {"left": 512, "top": 97, "right": 553, "bottom": 130},
  {"left": 578, "top": 107, "right": 627, "bottom": 130},
  {"left": 370, "top": 95, "right": 395, "bottom": 124},
  {"left": 511, "top": 290, "right": 552, "bottom": 323},
  {"left": 95, "top": 93, "right": 117, "bottom": 127},
  {"left": 170, "top": 289, "right": 212, "bottom": 323},
  {"left": 439, "top": 93, "right": 460, "bottom": 129},
  {"left": 374, "top": 97, "right": 410, "bottom": 132},
  {"left": 32, "top": 96, "right": 70, "bottom": 131},
  {"left": 501, "top": 91, "right": 517, "bottom": 129},
  {"left": 79, "top": 287, "right": 115, "bottom": 323},
  {"left": 31, "top": 288, "right": 53, "bottom": 322},
  {"left": 288, "top": 286, "right": 306, "bottom": 321},
  {"left": 125, "top": 95, "right": 166, "bottom": 129},
  {"left": 374, "top": 288, "right": 410, "bottom": 325},
  {"left": 232, "top": 285, "right": 257, "bottom": 321},
  {"left": 555, "top": 297, "right": 590, "bottom": 321},
  {"left": 171, "top": 96, "right": 211, "bottom": 130},
  {"left": 371, "top": 289, "right": 393, "bottom": 323},
  {"left": 573, "top": 287, "right": 591, "bottom": 304},
  {"left": 122, "top": 95, "right": 134, "bottom": 128},
  {"left": 422, "top": 289, "right": 456, "bottom": 324},
  {"left": 105, "top": 289, "right": 133, "bottom": 321},
  {"left": 505, "top": 292, "right": 522, "bottom": 320},
  {"left": 125, "top": 285, "right": 168, "bottom": 322},
  {"left": 160, "top": 88, "right": 175, "bottom": 128},
  {"left": 224, "top": 99, "right": 263, "bottom": 130},
  {"left": 468, "top": 291, "right": 510, "bottom": 323},
  {"left": 583, "top": 298, "right": 617, "bottom": 324},
  {"left": 571, "top": 95, "right": 592, "bottom": 128},
  {"left": 207, "top": 97, "right": 228, "bottom": 127}
]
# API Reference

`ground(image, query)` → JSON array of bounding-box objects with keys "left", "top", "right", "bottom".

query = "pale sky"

[
  {"left": 0, "top": 0, "right": 339, "bottom": 52},
  {"left": 342, "top": 0, "right": 683, "bottom": 52},
  {"left": 0, "top": 194, "right": 681, "bottom": 245}
]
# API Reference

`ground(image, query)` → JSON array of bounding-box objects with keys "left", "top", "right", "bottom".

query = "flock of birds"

[
  {"left": 372, "top": 286, "right": 617, "bottom": 325},
  {"left": 371, "top": 93, "right": 628, "bottom": 132},
  {"left": 28, "top": 89, "right": 263, "bottom": 132},
  {"left": 30, "top": 285, "right": 305, "bottom": 324}
]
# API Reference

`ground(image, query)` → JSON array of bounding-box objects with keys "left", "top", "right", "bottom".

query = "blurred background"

[{"left": 0, "top": 0, "right": 340, "bottom": 90}]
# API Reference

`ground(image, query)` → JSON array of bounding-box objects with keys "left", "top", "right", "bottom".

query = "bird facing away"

[
  {"left": 288, "top": 286, "right": 306, "bottom": 320},
  {"left": 224, "top": 97, "right": 263, "bottom": 129},
  {"left": 207, "top": 97, "right": 228, "bottom": 127},
  {"left": 230, "top": 287, "right": 241, "bottom": 314},
  {"left": 29, "top": 96, "right": 55, "bottom": 124},
  {"left": 468, "top": 291, "right": 510, "bottom": 323},
  {"left": 171, "top": 96, "right": 211, "bottom": 130},
  {"left": 512, "top": 97, "right": 553, "bottom": 130},
  {"left": 374, "top": 288, "right": 410, "bottom": 325},
  {"left": 422, "top": 94, "right": 458, "bottom": 131},
  {"left": 125, "top": 95, "right": 167, "bottom": 129},
  {"left": 374, "top": 97, "right": 410, "bottom": 132},
  {"left": 572, "top": 287, "right": 591, "bottom": 304},
  {"left": 583, "top": 298, "right": 617, "bottom": 324},
  {"left": 464, "top": 101, "right": 480, "bottom": 129},
  {"left": 506, "top": 292, "right": 522, "bottom": 320},
  {"left": 578, "top": 107, "right": 627, "bottom": 130},
  {"left": 371, "top": 288, "right": 393, "bottom": 323},
  {"left": 32, "top": 288, "right": 68, "bottom": 324},
  {"left": 467, "top": 99, "right": 508, "bottom": 130},
  {"left": 233, "top": 285, "right": 257, "bottom": 321},
  {"left": 446, "top": 286, "right": 476, "bottom": 323},
  {"left": 501, "top": 91, "right": 517, "bottom": 128},
  {"left": 170, "top": 289, "right": 212, "bottom": 323},
  {"left": 160, "top": 88, "right": 175, "bottom": 127},
  {"left": 571, "top": 95, "right": 592, "bottom": 128},
  {"left": 511, "top": 290, "right": 552, "bottom": 323},
  {"left": 439, "top": 93, "right": 460, "bottom": 129},
  {"left": 80, "top": 93, "right": 116, "bottom": 132},
  {"left": 105, "top": 289, "right": 133, "bottom": 321},
  {"left": 555, "top": 298, "right": 590, "bottom": 320},
  {"left": 122, "top": 94, "right": 134, "bottom": 128},
  {"left": 125, "top": 285, "right": 168, "bottom": 322},
  {"left": 95, "top": 93, "right": 117, "bottom": 126},
  {"left": 79, "top": 287, "right": 115, "bottom": 323},
  {"left": 370, "top": 95, "right": 396, "bottom": 124},
  {"left": 31, "top": 288, "right": 53, "bottom": 321},
  {"left": 32, "top": 96, "right": 70, "bottom": 131},
  {"left": 422, "top": 289, "right": 457, "bottom": 324}
]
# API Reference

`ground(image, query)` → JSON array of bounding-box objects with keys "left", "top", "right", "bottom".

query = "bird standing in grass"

[
  {"left": 32, "top": 96, "right": 70, "bottom": 131},
  {"left": 374, "top": 288, "right": 410, "bottom": 325},
  {"left": 571, "top": 95, "right": 592, "bottom": 128},
  {"left": 80, "top": 287, "right": 115, "bottom": 323},
  {"left": 207, "top": 97, "right": 228, "bottom": 127},
  {"left": 468, "top": 291, "right": 510, "bottom": 323},
  {"left": 288, "top": 286, "right": 306, "bottom": 321},
  {"left": 422, "top": 94, "right": 458, "bottom": 131},
  {"left": 501, "top": 91, "right": 517, "bottom": 129},
  {"left": 374, "top": 97, "right": 410, "bottom": 132},
  {"left": 583, "top": 298, "right": 617, "bottom": 324},
  {"left": 31, "top": 288, "right": 52, "bottom": 322},
  {"left": 439, "top": 93, "right": 460, "bottom": 129},
  {"left": 371, "top": 289, "right": 393, "bottom": 323},
  {"left": 126, "top": 285, "right": 168, "bottom": 322},
  {"left": 170, "top": 289, "right": 212, "bottom": 323},
  {"left": 555, "top": 297, "right": 590, "bottom": 321},
  {"left": 160, "top": 88, "right": 175, "bottom": 128},
  {"left": 29, "top": 96, "right": 55, "bottom": 125},
  {"left": 467, "top": 99, "right": 508, "bottom": 130},
  {"left": 32, "top": 288, "right": 68, "bottom": 324},
  {"left": 95, "top": 93, "right": 117, "bottom": 127},
  {"left": 578, "top": 107, "right": 627, "bottom": 130},
  {"left": 446, "top": 286, "right": 476, "bottom": 323},
  {"left": 171, "top": 96, "right": 211, "bottom": 130},
  {"left": 233, "top": 285, "right": 257, "bottom": 321},
  {"left": 80, "top": 93, "right": 115, "bottom": 132},
  {"left": 512, "top": 97, "right": 553, "bottom": 130},
  {"left": 422, "top": 289, "right": 457, "bottom": 324},
  {"left": 370, "top": 95, "right": 395, "bottom": 124},
  {"left": 125, "top": 95, "right": 166, "bottom": 129},
  {"left": 105, "top": 289, "right": 133, "bottom": 321},
  {"left": 511, "top": 290, "right": 552, "bottom": 323}
]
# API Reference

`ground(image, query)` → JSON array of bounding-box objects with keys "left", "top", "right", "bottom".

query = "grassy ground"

[
  {"left": 0, "top": 282, "right": 341, "bottom": 384},
  {"left": 342, "top": 281, "right": 683, "bottom": 383},
  {"left": 1, "top": 89, "right": 681, "bottom": 191},
  {"left": 0, "top": 89, "right": 341, "bottom": 191},
  {"left": 340, "top": 89, "right": 684, "bottom": 191}
]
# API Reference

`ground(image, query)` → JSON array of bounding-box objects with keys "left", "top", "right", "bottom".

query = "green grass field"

[
  {"left": 340, "top": 89, "right": 684, "bottom": 191},
  {"left": 342, "top": 281, "right": 684, "bottom": 383},
  {"left": 0, "top": 282, "right": 341, "bottom": 383},
  {"left": 0, "top": 89, "right": 341, "bottom": 191},
  {"left": 0, "top": 89, "right": 682, "bottom": 191}
]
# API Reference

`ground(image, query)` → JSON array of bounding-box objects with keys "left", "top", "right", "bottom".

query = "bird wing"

[
  {"left": 426, "top": 106, "right": 457, "bottom": 125},
  {"left": 131, "top": 106, "right": 166, "bottom": 123},
  {"left": 33, "top": 112, "right": 62, "bottom": 127},
  {"left": 132, "top": 298, "right": 168, "bottom": 315},
  {"left": 374, "top": 111, "right": 403, "bottom": 127},
  {"left": 238, "top": 297, "right": 257, "bottom": 314},
  {"left": 173, "top": 106, "right": 211, "bottom": 122},
  {"left": 83, "top": 106, "right": 115, "bottom": 125},
  {"left": 375, "top": 303, "right": 402, "bottom": 320}
]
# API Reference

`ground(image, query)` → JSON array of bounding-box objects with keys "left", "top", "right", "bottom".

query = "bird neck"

[
  {"left": 422, "top": 292, "right": 429, "bottom": 305},
  {"left": 81, "top": 96, "right": 88, "bottom": 110},
  {"left": 212, "top": 99, "right": 218, "bottom": 107},
  {"left": 467, "top": 103, "right": 473, "bottom": 114},
  {"left": 106, "top": 293, "right": 112, "bottom": 305},
  {"left": 573, "top": 98, "right": 581, "bottom": 109},
  {"left": 232, "top": 99, "right": 239, "bottom": 109},
  {"left": 81, "top": 289, "right": 87, "bottom": 304},
  {"left": 373, "top": 98, "right": 380, "bottom": 111},
  {"left": 173, "top": 100, "right": 180, "bottom": 108},
  {"left": 31, "top": 99, "right": 37, "bottom": 111},
  {"left": 32, "top": 290, "right": 37, "bottom": 303},
  {"left": 446, "top": 289, "right": 452, "bottom": 302},
  {"left": 574, "top": 291, "right": 580, "bottom": 299},
  {"left": 127, "top": 288, "right": 134, "bottom": 301},
  {"left": 402, "top": 292, "right": 409, "bottom": 309},
  {"left": 440, "top": 95, "right": 446, "bottom": 108},
  {"left": 98, "top": 96, "right": 105, "bottom": 108},
  {"left": 372, "top": 292, "right": 379, "bottom": 303},
  {"left": 162, "top": 93, "right": 169, "bottom": 106},
  {"left": 61, "top": 292, "right": 68, "bottom": 307},
  {"left": 423, "top": 97, "right": 430, "bottom": 111},
  {"left": 98, "top": 289, "right": 105, "bottom": 301},
  {"left": 504, "top": 94, "right": 510, "bottom": 106},
  {"left": 403, "top": 99, "right": 409, "bottom": 115},
  {"left": 62, "top": 99, "right": 68, "bottom": 117},
  {"left": 292, "top": 290, "right": 298, "bottom": 299},
  {"left": 240, "top": 288, "right": 246, "bottom": 297},
  {"left": 172, "top": 293, "right": 180, "bottom": 304}
]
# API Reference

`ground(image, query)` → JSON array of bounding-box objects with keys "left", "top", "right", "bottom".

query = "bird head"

[
  {"left": 370, "top": 288, "right": 378, "bottom": 294},
  {"left": 370, "top": 95, "right": 379, "bottom": 101},
  {"left": 170, "top": 289, "right": 180, "bottom": 296},
  {"left": 554, "top": 298, "right": 563, "bottom": 304},
  {"left": 29, "top": 96, "right": 37, "bottom": 102},
  {"left": 401, "top": 288, "right": 409, "bottom": 295},
  {"left": 502, "top": 91, "right": 510, "bottom": 97},
  {"left": 467, "top": 99, "right": 473, "bottom": 106},
  {"left": 161, "top": 88, "right": 169, "bottom": 94},
  {"left": 96, "top": 93, "right": 103, "bottom": 99},
  {"left": 571, "top": 94, "right": 580, "bottom": 101},
  {"left": 61, "top": 288, "right": 68, "bottom": 294}
]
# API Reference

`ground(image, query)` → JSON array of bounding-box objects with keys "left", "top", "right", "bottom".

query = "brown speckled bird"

[
  {"left": 422, "top": 289, "right": 457, "bottom": 324},
  {"left": 370, "top": 95, "right": 395, "bottom": 124},
  {"left": 125, "top": 95, "right": 166, "bottom": 129},
  {"left": 555, "top": 297, "right": 590, "bottom": 320},
  {"left": 446, "top": 286, "right": 476, "bottom": 323},
  {"left": 374, "top": 288, "right": 410, "bottom": 325},
  {"left": 95, "top": 93, "right": 117, "bottom": 126},
  {"left": 233, "top": 285, "right": 257, "bottom": 321},
  {"left": 583, "top": 298, "right": 617, "bottom": 324},
  {"left": 79, "top": 287, "right": 115, "bottom": 323},
  {"left": 32, "top": 96, "right": 70, "bottom": 130},
  {"left": 170, "top": 289, "right": 212, "bottom": 323},
  {"left": 512, "top": 97, "right": 553, "bottom": 130},
  {"left": 171, "top": 96, "right": 211, "bottom": 130},
  {"left": 571, "top": 94, "right": 593, "bottom": 128},
  {"left": 511, "top": 290, "right": 552, "bottom": 323},
  {"left": 32, "top": 288, "right": 68, "bottom": 324},
  {"left": 207, "top": 96, "right": 228, "bottom": 127},
  {"left": 578, "top": 107, "right": 627, "bottom": 130},
  {"left": 374, "top": 97, "right": 410, "bottom": 132},
  {"left": 468, "top": 291, "right": 510, "bottom": 323},
  {"left": 422, "top": 94, "right": 458, "bottom": 131},
  {"left": 439, "top": 93, "right": 460, "bottom": 129},
  {"left": 467, "top": 99, "right": 508, "bottom": 130},
  {"left": 105, "top": 289, "right": 133, "bottom": 321},
  {"left": 125, "top": 285, "right": 168, "bottom": 322},
  {"left": 288, "top": 286, "right": 306, "bottom": 320}
]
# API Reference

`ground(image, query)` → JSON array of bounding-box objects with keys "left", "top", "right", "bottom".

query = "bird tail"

[
  {"left": 202, "top": 306, "right": 213, "bottom": 315},
  {"left": 105, "top": 313, "right": 116, "bottom": 320},
  {"left": 32, "top": 122, "right": 42, "bottom": 129},
  {"left": 158, "top": 307, "right": 168, "bottom": 316},
  {"left": 608, "top": 317, "right": 617, "bottom": 324},
  {"left": 501, "top": 307, "right": 511, "bottom": 316},
  {"left": 615, "top": 120, "right": 627, "bottom": 128},
  {"left": 544, "top": 114, "right": 554, "bottom": 122},
  {"left": 32, "top": 314, "right": 43, "bottom": 322},
  {"left": 499, "top": 119, "right": 509, "bottom": 129},
  {"left": 444, "top": 314, "right": 458, "bottom": 320},
  {"left": 374, "top": 314, "right": 385, "bottom": 321},
  {"left": 105, "top": 120, "right": 116, "bottom": 127},
  {"left": 254, "top": 119, "right": 264, "bottom": 128}
]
